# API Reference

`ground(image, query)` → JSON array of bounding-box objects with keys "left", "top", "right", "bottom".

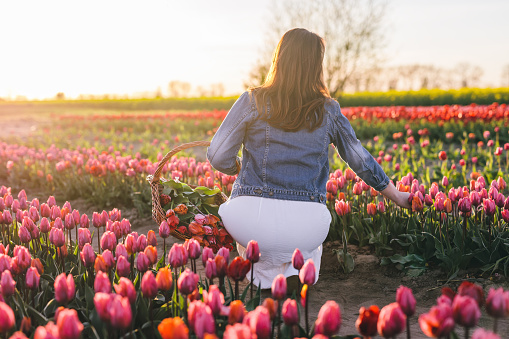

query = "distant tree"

[
  {"left": 246, "top": 0, "right": 388, "bottom": 97},
  {"left": 454, "top": 62, "right": 484, "bottom": 88},
  {"left": 167, "top": 81, "right": 191, "bottom": 98},
  {"left": 55, "top": 92, "right": 65, "bottom": 100},
  {"left": 209, "top": 83, "right": 225, "bottom": 97}
]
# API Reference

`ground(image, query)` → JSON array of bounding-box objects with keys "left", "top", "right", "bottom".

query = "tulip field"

[{"left": 0, "top": 101, "right": 509, "bottom": 338}]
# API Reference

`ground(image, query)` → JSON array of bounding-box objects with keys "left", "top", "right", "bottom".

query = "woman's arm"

[
  {"left": 206, "top": 92, "right": 252, "bottom": 175},
  {"left": 380, "top": 182, "right": 411, "bottom": 209}
]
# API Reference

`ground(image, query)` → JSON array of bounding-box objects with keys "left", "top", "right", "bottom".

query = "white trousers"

[{"left": 218, "top": 196, "right": 331, "bottom": 289}]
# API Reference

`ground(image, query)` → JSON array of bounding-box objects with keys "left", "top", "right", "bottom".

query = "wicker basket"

[{"left": 147, "top": 140, "right": 229, "bottom": 241}]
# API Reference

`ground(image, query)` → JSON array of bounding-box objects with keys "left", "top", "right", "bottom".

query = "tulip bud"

[
  {"left": 314, "top": 300, "right": 341, "bottom": 337},
  {"left": 452, "top": 294, "right": 481, "bottom": 328},
  {"left": 26, "top": 266, "right": 40, "bottom": 290},
  {"left": 1, "top": 271, "right": 16, "bottom": 298},
  {"left": 136, "top": 252, "right": 150, "bottom": 272},
  {"left": 282, "top": 299, "right": 299, "bottom": 325},
  {"left": 418, "top": 303, "right": 455, "bottom": 338},
  {"left": 355, "top": 305, "right": 379, "bottom": 338},
  {"left": 0, "top": 301, "right": 16, "bottom": 334},
  {"left": 31, "top": 258, "right": 43, "bottom": 275},
  {"left": 80, "top": 213, "right": 89, "bottom": 228},
  {"left": 202, "top": 247, "right": 214, "bottom": 267},
  {"left": 80, "top": 243, "right": 96, "bottom": 268},
  {"left": 141, "top": 271, "right": 158, "bottom": 299},
  {"left": 94, "top": 271, "right": 111, "bottom": 293},
  {"left": 271, "top": 274, "right": 287, "bottom": 300},
  {"left": 292, "top": 248, "right": 304, "bottom": 270},
  {"left": 57, "top": 308, "right": 84, "bottom": 339},
  {"left": 157, "top": 317, "right": 189, "bottom": 339},
  {"left": 144, "top": 246, "right": 158, "bottom": 265},
  {"left": 367, "top": 203, "right": 377, "bottom": 216},
  {"left": 247, "top": 306, "right": 271, "bottom": 339},
  {"left": 93, "top": 292, "right": 112, "bottom": 323},
  {"left": 49, "top": 227, "right": 65, "bottom": 248},
  {"left": 113, "top": 277, "right": 136, "bottom": 305},
  {"left": 485, "top": 287, "right": 509, "bottom": 318},
  {"left": 186, "top": 238, "right": 201, "bottom": 260},
  {"left": 471, "top": 328, "right": 501, "bottom": 339},
  {"left": 396, "top": 285, "right": 416, "bottom": 317},
  {"left": 377, "top": 302, "right": 406, "bottom": 338},
  {"left": 109, "top": 295, "right": 132, "bottom": 330},
  {"left": 159, "top": 220, "right": 171, "bottom": 238},
  {"left": 189, "top": 300, "right": 216, "bottom": 338},
  {"left": 156, "top": 267, "right": 173, "bottom": 292},
  {"left": 100, "top": 231, "right": 116, "bottom": 251},
  {"left": 115, "top": 255, "right": 130, "bottom": 278},
  {"left": 299, "top": 259, "right": 316, "bottom": 286},
  {"left": 227, "top": 257, "right": 251, "bottom": 282},
  {"left": 18, "top": 225, "right": 31, "bottom": 244},
  {"left": 54, "top": 273, "right": 75, "bottom": 305},
  {"left": 178, "top": 268, "right": 200, "bottom": 295},
  {"left": 228, "top": 300, "right": 245, "bottom": 324},
  {"left": 78, "top": 228, "right": 91, "bottom": 249}
]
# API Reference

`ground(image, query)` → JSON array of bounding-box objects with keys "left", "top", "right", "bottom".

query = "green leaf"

[{"left": 26, "top": 304, "right": 49, "bottom": 326}]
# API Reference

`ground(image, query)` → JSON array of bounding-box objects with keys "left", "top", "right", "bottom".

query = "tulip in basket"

[{"left": 148, "top": 141, "right": 234, "bottom": 252}]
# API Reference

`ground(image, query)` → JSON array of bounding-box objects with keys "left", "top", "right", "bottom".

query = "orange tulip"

[{"left": 158, "top": 317, "right": 189, "bottom": 339}]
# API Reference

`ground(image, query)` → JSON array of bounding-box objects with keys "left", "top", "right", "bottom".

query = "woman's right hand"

[{"left": 380, "top": 182, "right": 411, "bottom": 209}]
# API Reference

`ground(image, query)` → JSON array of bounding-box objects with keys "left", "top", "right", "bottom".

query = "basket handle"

[{"left": 151, "top": 140, "right": 211, "bottom": 184}]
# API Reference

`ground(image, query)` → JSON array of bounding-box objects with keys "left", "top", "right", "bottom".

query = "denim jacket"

[{"left": 206, "top": 91, "right": 390, "bottom": 205}]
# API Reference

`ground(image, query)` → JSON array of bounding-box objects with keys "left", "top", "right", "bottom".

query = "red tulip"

[
  {"left": 452, "top": 295, "right": 481, "bottom": 328},
  {"left": 0, "top": 301, "right": 14, "bottom": 334},
  {"left": 458, "top": 281, "right": 484, "bottom": 306},
  {"left": 57, "top": 308, "right": 83, "bottom": 339},
  {"left": 178, "top": 268, "right": 200, "bottom": 295},
  {"left": 299, "top": 259, "right": 316, "bottom": 286},
  {"left": 418, "top": 303, "right": 455, "bottom": 338},
  {"left": 485, "top": 287, "right": 509, "bottom": 318},
  {"left": 228, "top": 300, "right": 245, "bottom": 324},
  {"left": 228, "top": 257, "right": 251, "bottom": 281},
  {"left": 215, "top": 255, "right": 228, "bottom": 278},
  {"left": 156, "top": 267, "right": 173, "bottom": 292},
  {"left": 367, "top": 203, "right": 377, "bottom": 216},
  {"left": 282, "top": 299, "right": 299, "bottom": 325},
  {"left": 141, "top": 271, "right": 158, "bottom": 299},
  {"left": 292, "top": 248, "right": 304, "bottom": 270},
  {"left": 438, "top": 151, "right": 447, "bottom": 161},
  {"left": 54, "top": 273, "right": 75, "bottom": 305},
  {"left": 26, "top": 266, "right": 40, "bottom": 290},
  {"left": 396, "top": 285, "right": 416, "bottom": 317},
  {"left": 108, "top": 295, "right": 132, "bottom": 330},
  {"left": 314, "top": 300, "right": 341, "bottom": 336},
  {"left": 114, "top": 277, "right": 136, "bottom": 304},
  {"left": 355, "top": 305, "right": 379, "bottom": 337},
  {"left": 377, "top": 302, "right": 406, "bottom": 338},
  {"left": 1, "top": 271, "right": 16, "bottom": 298}
]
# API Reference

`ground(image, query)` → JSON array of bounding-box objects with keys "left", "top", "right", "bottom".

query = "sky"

[{"left": 0, "top": 0, "right": 508, "bottom": 100}]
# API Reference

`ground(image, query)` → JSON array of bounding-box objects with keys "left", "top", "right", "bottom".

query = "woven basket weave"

[{"left": 147, "top": 140, "right": 228, "bottom": 241}]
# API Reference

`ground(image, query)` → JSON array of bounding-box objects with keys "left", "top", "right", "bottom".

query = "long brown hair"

[{"left": 249, "top": 28, "right": 330, "bottom": 132}]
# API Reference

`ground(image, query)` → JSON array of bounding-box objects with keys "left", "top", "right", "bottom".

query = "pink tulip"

[
  {"left": 108, "top": 295, "right": 132, "bottom": 330},
  {"left": 94, "top": 271, "right": 111, "bottom": 293},
  {"left": 178, "top": 268, "right": 200, "bottom": 295},
  {"left": 292, "top": 248, "right": 304, "bottom": 270},
  {"left": 2, "top": 211, "right": 12, "bottom": 225},
  {"left": 169, "top": 243, "right": 186, "bottom": 268},
  {"left": 0, "top": 254, "right": 11, "bottom": 273},
  {"left": 202, "top": 247, "right": 215, "bottom": 267},
  {"left": 80, "top": 243, "right": 96, "bottom": 268},
  {"left": 40, "top": 203, "right": 51, "bottom": 218},
  {"left": 188, "top": 300, "right": 215, "bottom": 339},
  {"left": 141, "top": 271, "right": 157, "bottom": 299},
  {"left": 136, "top": 234, "right": 148, "bottom": 252},
  {"left": 486, "top": 287, "right": 509, "bottom": 318},
  {"left": 18, "top": 225, "right": 31, "bottom": 244},
  {"left": 93, "top": 292, "right": 112, "bottom": 322},
  {"left": 78, "top": 228, "right": 91, "bottom": 249},
  {"left": 100, "top": 231, "right": 116, "bottom": 251},
  {"left": 26, "top": 266, "right": 40, "bottom": 290},
  {"left": 217, "top": 247, "right": 230, "bottom": 264},
  {"left": 49, "top": 227, "right": 65, "bottom": 248},
  {"left": 114, "top": 277, "right": 137, "bottom": 304},
  {"left": 80, "top": 214, "right": 89, "bottom": 228},
  {"left": 314, "top": 300, "right": 341, "bottom": 336},
  {"left": 282, "top": 299, "right": 299, "bottom": 325},
  {"left": 271, "top": 274, "right": 287, "bottom": 300},
  {"left": 136, "top": 252, "right": 150, "bottom": 272},
  {"left": 187, "top": 238, "right": 201, "bottom": 260},
  {"left": 483, "top": 199, "right": 496, "bottom": 216},
  {"left": 471, "top": 328, "right": 501, "bottom": 339},
  {"left": 54, "top": 273, "right": 75, "bottom": 305},
  {"left": 124, "top": 233, "right": 138, "bottom": 255},
  {"left": 57, "top": 308, "right": 83, "bottom": 339},
  {"left": 396, "top": 285, "right": 416, "bottom": 317},
  {"left": 223, "top": 323, "right": 251, "bottom": 339},
  {"left": 102, "top": 250, "right": 115, "bottom": 271},
  {"left": 247, "top": 306, "right": 271, "bottom": 339},
  {"left": 1, "top": 271, "right": 16, "bottom": 298},
  {"left": 206, "top": 258, "right": 217, "bottom": 280},
  {"left": 377, "top": 302, "right": 406, "bottom": 338},
  {"left": 452, "top": 295, "right": 481, "bottom": 328},
  {"left": 28, "top": 206, "right": 39, "bottom": 222},
  {"left": 457, "top": 281, "right": 484, "bottom": 307},
  {"left": 299, "top": 259, "right": 316, "bottom": 285},
  {"left": 115, "top": 243, "right": 128, "bottom": 260},
  {"left": 92, "top": 212, "right": 102, "bottom": 228},
  {"left": 0, "top": 301, "right": 15, "bottom": 334},
  {"left": 15, "top": 246, "right": 31, "bottom": 271},
  {"left": 64, "top": 214, "right": 75, "bottom": 230},
  {"left": 116, "top": 255, "right": 131, "bottom": 278},
  {"left": 159, "top": 220, "right": 171, "bottom": 238},
  {"left": 205, "top": 285, "right": 225, "bottom": 316}
]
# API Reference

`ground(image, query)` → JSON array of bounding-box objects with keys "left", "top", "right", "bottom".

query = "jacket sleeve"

[
  {"left": 328, "top": 100, "right": 390, "bottom": 192},
  {"left": 206, "top": 91, "right": 253, "bottom": 175}
]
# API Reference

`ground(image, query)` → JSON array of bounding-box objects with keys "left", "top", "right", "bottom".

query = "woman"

[{"left": 207, "top": 28, "right": 410, "bottom": 289}]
